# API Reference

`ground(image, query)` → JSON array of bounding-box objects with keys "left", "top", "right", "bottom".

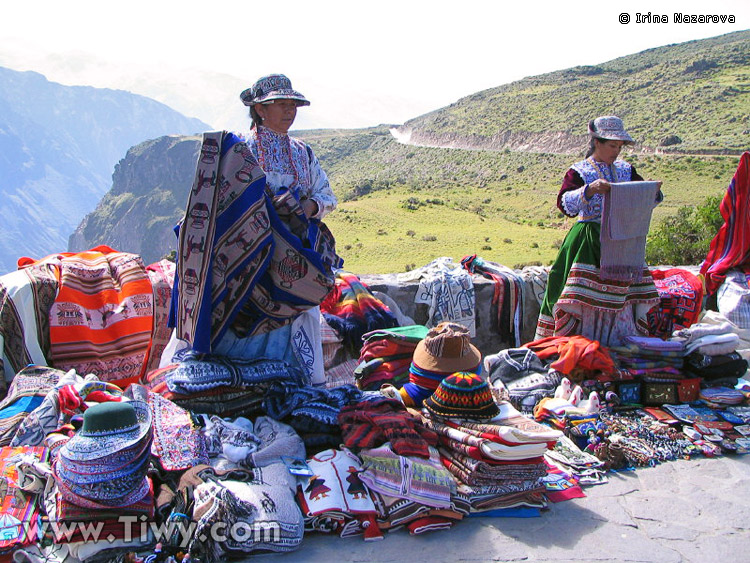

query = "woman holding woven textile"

[
  {"left": 197, "top": 74, "right": 338, "bottom": 385},
  {"left": 534, "top": 116, "right": 663, "bottom": 346}
]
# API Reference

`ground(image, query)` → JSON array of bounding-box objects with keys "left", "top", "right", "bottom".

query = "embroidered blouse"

[
  {"left": 558, "top": 158, "right": 663, "bottom": 223},
  {"left": 246, "top": 126, "right": 337, "bottom": 220}
]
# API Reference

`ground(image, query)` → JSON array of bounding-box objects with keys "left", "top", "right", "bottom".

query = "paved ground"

[{"left": 251, "top": 454, "right": 750, "bottom": 563}]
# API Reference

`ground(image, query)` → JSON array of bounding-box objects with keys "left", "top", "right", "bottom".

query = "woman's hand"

[
  {"left": 648, "top": 179, "right": 664, "bottom": 205},
  {"left": 584, "top": 179, "right": 611, "bottom": 199},
  {"left": 300, "top": 197, "right": 319, "bottom": 219}
]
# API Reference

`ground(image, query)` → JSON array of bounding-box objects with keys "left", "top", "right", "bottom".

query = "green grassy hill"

[
  {"left": 298, "top": 127, "right": 740, "bottom": 274},
  {"left": 396, "top": 30, "right": 750, "bottom": 154},
  {"left": 75, "top": 31, "right": 750, "bottom": 275},
  {"left": 291, "top": 30, "right": 749, "bottom": 274}
]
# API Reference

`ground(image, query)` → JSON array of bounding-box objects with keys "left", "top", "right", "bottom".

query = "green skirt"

[
  {"left": 534, "top": 221, "right": 659, "bottom": 344},
  {"left": 539, "top": 221, "right": 600, "bottom": 320}
]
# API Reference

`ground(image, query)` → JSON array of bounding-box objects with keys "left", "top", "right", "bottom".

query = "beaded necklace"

[{"left": 253, "top": 126, "right": 300, "bottom": 188}]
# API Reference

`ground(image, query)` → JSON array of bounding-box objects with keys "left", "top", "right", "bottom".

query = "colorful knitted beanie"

[
  {"left": 398, "top": 322, "right": 482, "bottom": 407},
  {"left": 423, "top": 372, "right": 499, "bottom": 420}
]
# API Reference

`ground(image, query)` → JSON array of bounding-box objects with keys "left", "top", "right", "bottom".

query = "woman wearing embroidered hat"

[
  {"left": 239, "top": 74, "right": 337, "bottom": 220},
  {"left": 167, "top": 74, "right": 340, "bottom": 385},
  {"left": 210, "top": 74, "right": 338, "bottom": 384},
  {"left": 535, "top": 116, "right": 663, "bottom": 346}
]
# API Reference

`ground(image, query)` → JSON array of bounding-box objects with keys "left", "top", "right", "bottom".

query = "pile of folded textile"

[
  {"left": 146, "top": 356, "right": 306, "bottom": 417},
  {"left": 420, "top": 372, "right": 561, "bottom": 514},
  {"left": 338, "top": 395, "right": 464, "bottom": 534},
  {"left": 353, "top": 325, "right": 428, "bottom": 391},
  {"left": 610, "top": 335, "right": 686, "bottom": 383}
]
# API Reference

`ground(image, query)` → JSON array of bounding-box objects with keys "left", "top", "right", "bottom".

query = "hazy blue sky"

[{"left": 2, "top": 0, "right": 747, "bottom": 130}]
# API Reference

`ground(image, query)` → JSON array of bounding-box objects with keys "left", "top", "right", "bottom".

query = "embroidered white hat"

[
  {"left": 240, "top": 74, "right": 310, "bottom": 107},
  {"left": 588, "top": 115, "right": 635, "bottom": 144}
]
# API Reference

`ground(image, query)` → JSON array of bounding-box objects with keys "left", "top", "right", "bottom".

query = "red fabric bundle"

[{"left": 701, "top": 152, "right": 750, "bottom": 295}]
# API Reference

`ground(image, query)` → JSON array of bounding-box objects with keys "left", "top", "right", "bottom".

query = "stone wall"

[
  {"left": 360, "top": 265, "right": 703, "bottom": 357},
  {"left": 360, "top": 269, "right": 544, "bottom": 357}
]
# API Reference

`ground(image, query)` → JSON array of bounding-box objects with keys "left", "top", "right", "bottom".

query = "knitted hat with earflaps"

[
  {"left": 398, "top": 322, "right": 482, "bottom": 407},
  {"left": 424, "top": 372, "right": 500, "bottom": 420}
]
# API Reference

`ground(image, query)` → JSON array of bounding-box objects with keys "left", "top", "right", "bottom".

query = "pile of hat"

[
  {"left": 398, "top": 322, "right": 482, "bottom": 407},
  {"left": 54, "top": 401, "right": 153, "bottom": 511}
]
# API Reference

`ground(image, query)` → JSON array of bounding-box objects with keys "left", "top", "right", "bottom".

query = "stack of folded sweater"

[
  {"left": 420, "top": 373, "right": 561, "bottom": 513},
  {"left": 353, "top": 326, "right": 428, "bottom": 391},
  {"left": 675, "top": 321, "right": 748, "bottom": 388}
]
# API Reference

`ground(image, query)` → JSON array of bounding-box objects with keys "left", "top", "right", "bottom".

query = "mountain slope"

[
  {"left": 67, "top": 31, "right": 750, "bottom": 274},
  {"left": 69, "top": 135, "right": 201, "bottom": 265},
  {"left": 396, "top": 30, "right": 750, "bottom": 154},
  {"left": 0, "top": 66, "right": 210, "bottom": 274}
]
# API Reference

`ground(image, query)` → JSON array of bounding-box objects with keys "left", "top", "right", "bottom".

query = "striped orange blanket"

[{"left": 23, "top": 246, "right": 154, "bottom": 387}]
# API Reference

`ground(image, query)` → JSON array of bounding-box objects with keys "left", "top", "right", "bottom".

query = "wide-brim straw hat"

[
  {"left": 412, "top": 322, "right": 481, "bottom": 374},
  {"left": 589, "top": 115, "right": 635, "bottom": 145},
  {"left": 240, "top": 73, "right": 310, "bottom": 107}
]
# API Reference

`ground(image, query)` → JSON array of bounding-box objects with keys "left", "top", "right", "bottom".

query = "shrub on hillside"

[{"left": 645, "top": 195, "right": 723, "bottom": 266}]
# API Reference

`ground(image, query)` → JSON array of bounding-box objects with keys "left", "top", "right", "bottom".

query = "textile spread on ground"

[{"left": 0, "top": 154, "right": 749, "bottom": 563}]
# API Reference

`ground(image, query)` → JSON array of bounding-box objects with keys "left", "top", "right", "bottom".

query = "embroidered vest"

[
  {"left": 568, "top": 159, "right": 633, "bottom": 222},
  {"left": 571, "top": 159, "right": 632, "bottom": 184}
]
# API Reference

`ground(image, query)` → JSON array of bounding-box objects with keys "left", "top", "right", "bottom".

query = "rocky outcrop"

[{"left": 69, "top": 136, "right": 201, "bottom": 265}]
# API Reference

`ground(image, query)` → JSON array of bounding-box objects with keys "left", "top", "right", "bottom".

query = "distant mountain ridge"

[
  {"left": 396, "top": 30, "right": 750, "bottom": 154},
  {"left": 0, "top": 66, "right": 210, "bottom": 274}
]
